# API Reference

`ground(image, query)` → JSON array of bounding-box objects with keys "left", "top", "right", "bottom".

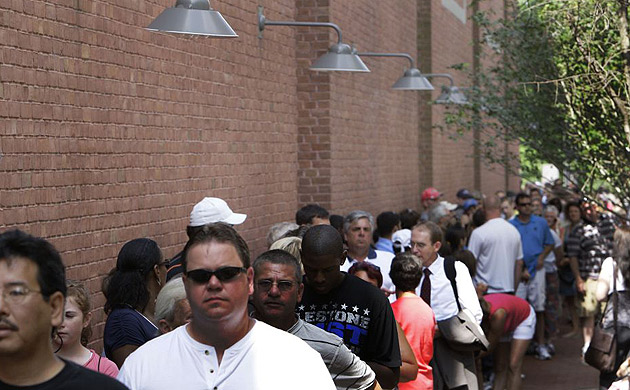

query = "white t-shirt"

[
  {"left": 599, "top": 257, "right": 627, "bottom": 294},
  {"left": 118, "top": 321, "right": 335, "bottom": 390},
  {"left": 468, "top": 218, "right": 523, "bottom": 293},
  {"left": 543, "top": 230, "right": 563, "bottom": 273}
]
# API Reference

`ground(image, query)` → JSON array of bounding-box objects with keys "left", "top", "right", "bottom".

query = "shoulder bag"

[{"left": 585, "top": 260, "right": 618, "bottom": 373}]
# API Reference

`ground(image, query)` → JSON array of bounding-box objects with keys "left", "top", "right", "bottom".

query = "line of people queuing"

[{"left": 1, "top": 186, "right": 628, "bottom": 390}]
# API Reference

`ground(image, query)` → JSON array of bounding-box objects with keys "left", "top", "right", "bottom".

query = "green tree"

[{"left": 444, "top": 0, "right": 630, "bottom": 211}]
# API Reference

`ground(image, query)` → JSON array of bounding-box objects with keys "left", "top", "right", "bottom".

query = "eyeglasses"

[
  {"left": 256, "top": 279, "right": 296, "bottom": 292},
  {"left": 517, "top": 202, "right": 532, "bottom": 207},
  {"left": 158, "top": 259, "right": 170, "bottom": 268},
  {"left": 185, "top": 267, "right": 247, "bottom": 284},
  {"left": 1, "top": 284, "right": 42, "bottom": 305}
]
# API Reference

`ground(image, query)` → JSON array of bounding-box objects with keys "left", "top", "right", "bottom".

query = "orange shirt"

[{"left": 391, "top": 295, "right": 436, "bottom": 390}]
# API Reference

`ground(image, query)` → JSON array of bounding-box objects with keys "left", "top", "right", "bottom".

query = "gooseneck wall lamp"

[
  {"left": 425, "top": 74, "right": 469, "bottom": 104},
  {"left": 257, "top": 6, "right": 369, "bottom": 72},
  {"left": 147, "top": 0, "right": 238, "bottom": 37},
  {"left": 356, "top": 52, "right": 433, "bottom": 90}
]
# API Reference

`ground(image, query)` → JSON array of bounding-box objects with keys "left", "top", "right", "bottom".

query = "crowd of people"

[{"left": 1, "top": 183, "right": 629, "bottom": 390}]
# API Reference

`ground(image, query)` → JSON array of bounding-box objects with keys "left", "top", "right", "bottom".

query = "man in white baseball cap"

[{"left": 166, "top": 197, "right": 247, "bottom": 281}]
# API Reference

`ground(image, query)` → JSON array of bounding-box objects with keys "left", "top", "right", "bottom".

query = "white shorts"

[
  {"left": 500, "top": 305, "right": 536, "bottom": 342},
  {"left": 516, "top": 268, "right": 546, "bottom": 312}
]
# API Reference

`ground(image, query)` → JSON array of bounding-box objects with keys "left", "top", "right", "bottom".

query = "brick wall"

[{"left": 0, "top": 0, "right": 299, "bottom": 346}]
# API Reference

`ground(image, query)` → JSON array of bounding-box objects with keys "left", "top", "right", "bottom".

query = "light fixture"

[
  {"left": 147, "top": 0, "right": 238, "bottom": 37},
  {"left": 356, "top": 52, "right": 433, "bottom": 90},
  {"left": 257, "top": 6, "right": 369, "bottom": 72},
  {"left": 426, "top": 74, "right": 469, "bottom": 104}
]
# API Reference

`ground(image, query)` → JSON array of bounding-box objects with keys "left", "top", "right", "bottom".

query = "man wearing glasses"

[
  {"left": 118, "top": 223, "right": 334, "bottom": 390},
  {"left": 510, "top": 192, "right": 554, "bottom": 361},
  {"left": 0, "top": 230, "right": 128, "bottom": 390},
  {"left": 250, "top": 249, "right": 377, "bottom": 390}
]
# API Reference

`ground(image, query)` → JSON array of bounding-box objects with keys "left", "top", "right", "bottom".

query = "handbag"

[
  {"left": 437, "top": 257, "right": 490, "bottom": 352},
  {"left": 584, "top": 260, "right": 618, "bottom": 372}
]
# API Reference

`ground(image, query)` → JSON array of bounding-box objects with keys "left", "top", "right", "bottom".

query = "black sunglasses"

[{"left": 185, "top": 266, "right": 247, "bottom": 284}]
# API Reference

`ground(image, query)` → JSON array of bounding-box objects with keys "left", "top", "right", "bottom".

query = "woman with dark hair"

[
  {"left": 102, "top": 238, "right": 167, "bottom": 368},
  {"left": 558, "top": 200, "right": 582, "bottom": 337},
  {"left": 596, "top": 226, "right": 630, "bottom": 389},
  {"left": 348, "top": 261, "right": 383, "bottom": 288}
]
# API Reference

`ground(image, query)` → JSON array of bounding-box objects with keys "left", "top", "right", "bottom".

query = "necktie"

[{"left": 420, "top": 268, "right": 432, "bottom": 306}]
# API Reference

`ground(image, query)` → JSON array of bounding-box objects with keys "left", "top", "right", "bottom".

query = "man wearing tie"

[{"left": 411, "top": 222, "right": 483, "bottom": 390}]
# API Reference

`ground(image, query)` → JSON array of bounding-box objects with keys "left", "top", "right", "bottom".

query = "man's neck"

[
  {"left": 347, "top": 247, "right": 369, "bottom": 261},
  {"left": 517, "top": 213, "right": 531, "bottom": 223},
  {"left": 423, "top": 253, "right": 439, "bottom": 268},
  {"left": 187, "top": 314, "right": 254, "bottom": 365},
  {"left": 0, "top": 344, "right": 64, "bottom": 386}
]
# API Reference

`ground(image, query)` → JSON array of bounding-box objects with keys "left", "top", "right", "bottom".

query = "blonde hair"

[
  {"left": 66, "top": 279, "right": 92, "bottom": 346},
  {"left": 270, "top": 236, "right": 303, "bottom": 262}
]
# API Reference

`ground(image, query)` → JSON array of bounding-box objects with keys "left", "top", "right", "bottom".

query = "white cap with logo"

[{"left": 189, "top": 197, "right": 247, "bottom": 227}]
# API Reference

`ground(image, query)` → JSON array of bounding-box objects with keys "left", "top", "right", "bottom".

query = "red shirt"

[
  {"left": 485, "top": 293, "right": 531, "bottom": 334},
  {"left": 391, "top": 294, "right": 436, "bottom": 390}
]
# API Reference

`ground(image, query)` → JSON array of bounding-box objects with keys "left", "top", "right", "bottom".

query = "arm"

[
  {"left": 595, "top": 258, "right": 612, "bottom": 302},
  {"left": 454, "top": 262, "right": 483, "bottom": 324},
  {"left": 514, "top": 259, "right": 524, "bottom": 291},
  {"left": 536, "top": 244, "right": 553, "bottom": 270},
  {"left": 111, "top": 345, "right": 139, "bottom": 369},
  {"left": 367, "top": 363, "right": 399, "bottom": 390},
  {"left": 569, "top": 256, "right": 585, "bottom": 293},
  {"left": 395, "top": 322, "right": 418, "bottom": 383},
  {"left": 478, "top": 309, "right": 507, "bottom": 359}
]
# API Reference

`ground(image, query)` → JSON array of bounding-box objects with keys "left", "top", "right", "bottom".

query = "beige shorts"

[{"left": 576, "top": 278, "right": 603, "bottom": 317}]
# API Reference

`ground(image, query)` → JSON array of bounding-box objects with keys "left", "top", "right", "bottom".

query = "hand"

[
  {"left": 536, "top": 260, "right": 544, "bottom": 270},
  {"left": 559, "top": 257, "right": 570, "bottom": 267},
  {"left": 521, "top": 270, "right": 531, "bottom": 282},
  {"left": 617, "top": 357, "right": 630, "bottom": 377},
  {"left": 577, "top": 277, "right": 586, "bottom": 294},
  {"left": 476, "top": 283, "right": 488, "bottom": 297}
]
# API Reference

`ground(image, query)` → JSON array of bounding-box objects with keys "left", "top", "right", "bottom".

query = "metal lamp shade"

[
  {"left": 391, "top": 68, "right": 434, "bottom": 90},
  {"left": 435, "top": 86, "right": 468, "bottom": 104},
  {"left": 310, "top": 43, "right": 370, "bottom": 72},
  {"left": 147, "top": 0, "right": 237, "bottom": 37}
]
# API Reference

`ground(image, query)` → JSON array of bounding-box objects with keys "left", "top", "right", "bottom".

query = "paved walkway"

[{"left": 522, "top": 327, "right": 600, "bottom": 390}]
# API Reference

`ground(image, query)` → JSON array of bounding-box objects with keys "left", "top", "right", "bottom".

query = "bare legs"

[{"left": 492, "top": 339, "right": 531, "bottom": 390}]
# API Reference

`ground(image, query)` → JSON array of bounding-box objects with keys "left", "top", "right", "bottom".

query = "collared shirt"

[
  {"left": 509, "top": 215, "right": 554, "bottom": 277},
  {"left": 118, "top": 321, "right": 335, "bottom": 390},
  {"left": 417, "top": 255, "right": 483, "bottom": 323},
  {"left": 341, "top": 248, "right": 395, "bottom": 302},
  {"left": 374, "top": 237, "right": 395, "bottom": 254}
]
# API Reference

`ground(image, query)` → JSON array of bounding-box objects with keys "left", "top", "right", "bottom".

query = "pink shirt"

[
  {"left": 485, "top": 293, "right": 531, "bottom": 334},
  {"left": 391, "top": 295, "right": 436, "bottom": 390},
  {"left": 84, "top": 349, "right": 119, "bottom": 378}
]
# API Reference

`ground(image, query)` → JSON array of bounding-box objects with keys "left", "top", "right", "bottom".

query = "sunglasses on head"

[{"left": 185, "top": 266, "right": 247, "bottom": 284}]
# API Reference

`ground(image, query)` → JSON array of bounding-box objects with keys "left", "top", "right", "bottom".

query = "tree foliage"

[{"left": 443, "top": 0, "right": 630, "bottom": 208}]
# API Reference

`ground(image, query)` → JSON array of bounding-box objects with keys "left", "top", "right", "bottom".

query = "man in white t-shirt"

[
  {"left": 468, "top": 195, "right": 524, "bottom": 294},
  {"left": 118, "top": 223, "right": 334, "bottom": 390},
  {"left": 340, "top": 211, "right": 396, "bottom": 301}
]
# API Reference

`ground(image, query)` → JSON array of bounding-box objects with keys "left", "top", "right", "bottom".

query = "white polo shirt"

[{"left": 118, "top": 320, "right": 335, "bottom": 390}]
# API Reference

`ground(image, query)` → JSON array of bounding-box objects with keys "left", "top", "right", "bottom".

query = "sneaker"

[
  {"left": 535, "top": 344, "right": 552, "bottom": 360},
  {"left": 545, "top": 342, "right": 556, "bottom": 355},
  {"left": 526, "top": 341, "right": 538, "bottom": 356}
]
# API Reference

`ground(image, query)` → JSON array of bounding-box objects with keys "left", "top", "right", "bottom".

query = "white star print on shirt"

[
  {"left": 341, "top": 304, "right": 347, "bottom": 310},
  {"left": 363, "top": 308, "right": 370, "bottom": 315},
  {"left": 352, "top": 306, "right": 359, "bottom": 312}
]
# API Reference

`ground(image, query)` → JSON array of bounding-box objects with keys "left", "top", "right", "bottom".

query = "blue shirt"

[
  {"left": 374, "top": 237, "right": 394, "bottom": 254},
  {"left": 510, "top": 215, "right": 554, "bottom": 277},
  {"left": 104, "top": 307, "right": 159, "bottom": 359}
]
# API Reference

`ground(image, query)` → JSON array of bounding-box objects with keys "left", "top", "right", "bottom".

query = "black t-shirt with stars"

[{"left": 298, "top": 273, "right": 401, "bottom": 368}]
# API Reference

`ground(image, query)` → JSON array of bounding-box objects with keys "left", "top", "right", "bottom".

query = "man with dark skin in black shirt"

[
  {"left": 0, "top": 230, "right": 127, "bottom": 390},
  {"left": 299, "top": 225, "right": 401, "bottom": 389}
]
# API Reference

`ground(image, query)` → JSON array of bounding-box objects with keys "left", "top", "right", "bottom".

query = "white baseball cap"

[{"left": 189, "top": 197, "right": 247, "bottom": 227}]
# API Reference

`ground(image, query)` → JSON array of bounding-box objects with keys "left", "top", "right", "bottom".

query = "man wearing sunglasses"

[
  {"left": 251, "top": 249, "right": 378, "bottom": 390},
  {"left": 509, "top": 192, "right": 555, "bottom": 361},
  {"left": 118, "top": 223, "right": 335, "bottom": 390}
]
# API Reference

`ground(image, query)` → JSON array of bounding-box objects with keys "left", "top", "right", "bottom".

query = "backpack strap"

[{"left": 443, "top": 256, "right": 462, "bottom": 311}]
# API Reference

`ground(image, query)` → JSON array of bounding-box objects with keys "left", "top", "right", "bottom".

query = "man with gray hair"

[
  {"left": 154, "top": 278, "right": 191, "bottom": 334},
  {"left": 251, "top": 249, "right": 378, "bottom": 390},
  {"left": 341, "top": 210, "right": 396, "bottom": 301}
]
